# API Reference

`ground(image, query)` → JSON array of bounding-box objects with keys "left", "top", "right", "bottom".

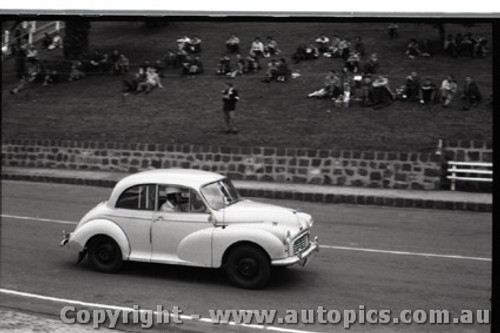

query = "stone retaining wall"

[
  {"left": 443, "top": 140, "right": 493, "bottom": 162},
  {"left": 1, "top": 139, "right": 447, "bottom": 190}
]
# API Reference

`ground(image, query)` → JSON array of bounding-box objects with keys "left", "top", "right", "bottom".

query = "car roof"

[
  {"left": 107, "top": 168, "right": 226, "bottom": 207},
  {"left": 119, "top": 168, "right": 225, "bottom": 188}
]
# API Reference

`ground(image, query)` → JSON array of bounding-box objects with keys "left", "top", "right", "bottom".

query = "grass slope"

[{"left": 1, "top": 20, "right": 493, "bottom": 152}]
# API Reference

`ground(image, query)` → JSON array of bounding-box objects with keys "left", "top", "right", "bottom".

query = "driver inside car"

[{"left": 160, "top": 186, "right": 187, "bottom": 212}]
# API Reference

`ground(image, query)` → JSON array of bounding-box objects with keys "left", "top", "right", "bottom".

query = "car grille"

[{"left": 293, "top": 233, "right": 310, "bottom": 255}]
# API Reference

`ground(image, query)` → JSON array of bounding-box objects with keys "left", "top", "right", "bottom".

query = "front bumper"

[
  {"left": 60, "top": 231, "right": 71, "bottom": 247},
  {"left": 271, "top": 236, "right": 319, "bottom": 267}
]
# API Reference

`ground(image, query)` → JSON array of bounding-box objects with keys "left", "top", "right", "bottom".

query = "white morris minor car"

[{"left": 61, "top": 169, "right": 319, "bottom": 288}]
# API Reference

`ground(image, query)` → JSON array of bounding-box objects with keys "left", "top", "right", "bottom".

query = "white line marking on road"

[
  {"left": 320, "top": 245, "right": 491, "bottom": 262},
  {"left": 1, "top": 214, "right": 77, "bottom": 225},
  {"left": 0, "top": 288, "right": 322, "bottom": 333},
  {"left": 1, "top": 214, "right": 491, "bottom": 262}
]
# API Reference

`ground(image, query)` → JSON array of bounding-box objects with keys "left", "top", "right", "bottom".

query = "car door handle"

[{"left": 153, "top": 216, "right": 164, "bottom": 223}]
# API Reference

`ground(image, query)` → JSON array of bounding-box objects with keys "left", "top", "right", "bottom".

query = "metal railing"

[
  {"left": 447, "top": 161, "right": 492, "bottom": 191},
  {"left": 2, "top": 21, "right": 64, "bottom": 56}
]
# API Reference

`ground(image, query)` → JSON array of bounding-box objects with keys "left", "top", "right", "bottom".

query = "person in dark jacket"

[
  {"left": 222, "top": 83, "right": 240, "bottom": 134},
  {"left": 462, "top": 76, "right": 482, "bottom": 110}
]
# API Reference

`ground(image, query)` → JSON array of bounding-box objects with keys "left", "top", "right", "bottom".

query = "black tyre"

[
  {"left": 224, "top": 245, "right": 271, "bottom": 289},
  {"left": 87, "top": 236, "right": 123, "bottom": 273}
]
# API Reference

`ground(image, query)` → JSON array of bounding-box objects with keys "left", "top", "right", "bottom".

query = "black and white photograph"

[{"left": 1, "top": 2, "right": 496, "bottom": 333}]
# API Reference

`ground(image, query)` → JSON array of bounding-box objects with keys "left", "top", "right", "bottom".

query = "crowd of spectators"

[
  {"left": 396, "top": 72, "right": 482, "bottom": 109},
  {"left": 7, "top": 24, "right": 489, "bottom": 111},
  {"left": 443, "top": 32, "right": 488, "bottom": 58}
]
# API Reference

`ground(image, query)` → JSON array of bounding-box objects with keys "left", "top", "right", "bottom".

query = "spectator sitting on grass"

[
  {"left": 42, "top": 33, "right": 52, "bottom": 49},
  {"left": 472, "top": 34, "right": 488, "bottom": 58},
  {"left": 292, "top": 43, "right": 319, "bottom": 63},
  {"left": 326, "top": 34, "right": 341, "bottom": 57},
  {"left": 461, "top": 76, "right": 481, "bottom": 110},
  {"left": 188, "top": 35, "right": 202, "bottom": 53},
  {"left": 87, "top": 50, "right": 103, "bottom": 72},
  {"left": 401, "top": 71, "right": 421, "bottom": 101},
  {"left": 176, "top": 49, "right": 188, "bottom": 67},
  {"left": 142, "top": 61, "right": 155, "bottom": 75},
  {"left": 418, "top": 77, "right": 437, "bottom": 105},
  {"left": 217, "top": 55, "right": 232, "bottom": 75},
  {"left": 249, "top": 37, "right": 265, "bottom": 58},
  {"left": 245, "top": 55, "right": 260, "bottom": 73},
  {"left": 114, "top": 54, "right": 130, "bottom": 74},
  {"left": 188, "top": 56, "right": 203, "bottom": 77},
  {"left": 226, "top": 34, "right": 240, "bottom": 54},
  {"left": 25, "top": 44, "right": 38, "bottom": 64},
  {"left": 99, "top": 53, "right": 112, "bottom": 72},
  {"left": 457, "top": 33, "right": 474, "bottom": 57},
  {"left": 230, "top": 54, "right": 246, "bottom": 77},
  {"left": 262, "top": 59, "right": 279, "bottom": 83},
  {"left": 276, "top": 58, "right": 290, "bottom": 82},
  {"left": 177, "top": 36, "right": 191, "bottom": 52},
  {"left": 137, "top": 67, "right": 163, "bottom": 93},
  {"left": 122, "top": 73, "right": 141, "bottom": 95},
  {"left": 344, "top": 51, "right": 360, "bottom": 73},
  {"left": 48, "top": 33, "right": 63, "bottom": 50},
  {"left": 181, "top": 56, "right": 193, "bottom": 76},
  {"left": 333, "top": 82, "right": 352, "bottom": 108},
  {"left": 307, "top": 69, "right": 341, "bottom": 99},
  {"left": 315, "top": 33, "right": 330, "bottom": 54},
  {"left": 363, "top": 53, "right": 379, "bottom": 75},
  {"left": 264, "top": 36, "right": 280, "bottom": 57},
  {"left": 371, "top": 75, "right": 395, "bottom": 108},
  {"left": 439, "top": 75, "right": 458, "bottom": 108},
  {"left": 405, "top": 38, "right": 421, "bottom": 59},
  {"left": 68, "top": 60, "right": 85, "bottom": 82},
  {"left": 338, "top": 38, "right": 351, "bottom": 60}
]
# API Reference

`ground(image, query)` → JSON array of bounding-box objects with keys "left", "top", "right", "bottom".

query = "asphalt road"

[{"left": 0, "top": 181, "right": 492, "bottom": 333}]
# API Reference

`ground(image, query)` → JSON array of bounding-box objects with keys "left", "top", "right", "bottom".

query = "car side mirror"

[{"left": 208, "top": 214, "right": 217, "bottom": 224}]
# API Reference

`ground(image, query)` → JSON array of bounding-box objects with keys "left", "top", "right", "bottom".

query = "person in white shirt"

[
  {"left": 160, "top": 187, "right": 183, "bottom": 212},
  {"left": 249, "top": 37, "right": 265, "bottom": 57}
]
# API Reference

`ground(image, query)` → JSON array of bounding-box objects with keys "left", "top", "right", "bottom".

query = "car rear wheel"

[
  {"left": 87, "top": 236, "right": 123, "bottom": 273},
  {"left": 224, "top": 245, "right": 271, "bottom": 289}
]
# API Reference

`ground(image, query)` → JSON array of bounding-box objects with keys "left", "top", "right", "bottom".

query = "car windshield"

[{"left": 201, "top": 178, "right": 241, "bottom": 210}]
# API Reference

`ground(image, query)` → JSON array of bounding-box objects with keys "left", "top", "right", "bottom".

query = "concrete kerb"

[{"left": 1, "top": 167, "right": 492, "bottom": 213}]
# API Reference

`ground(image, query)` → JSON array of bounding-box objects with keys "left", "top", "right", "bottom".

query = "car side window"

[
  {"left": 116, "top": 184, "right": 156, "bottom": 210},
  {"left": 157, "top": 185, "right": 207, "bottom": 213},
  {"left": 190, "top": 190, "right": 208, "bottom": 213}
]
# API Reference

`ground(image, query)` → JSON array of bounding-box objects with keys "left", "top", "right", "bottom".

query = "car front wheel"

[
  {"left": 224, "top": 245, "right": 271, "bottom": 289},
  {"left": 87, "top": 236, "right": 123, "bottom": 273}
]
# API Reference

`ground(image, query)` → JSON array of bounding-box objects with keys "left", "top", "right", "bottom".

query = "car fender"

[
  {"left": 177, "top": 227, "right": 213, "bottom": 266},
  {"left": 68, "top": 219, "right": 131, "bottom": 259},
  {"left": 212, "top": 225, "right": 286, "bottom": 268}
]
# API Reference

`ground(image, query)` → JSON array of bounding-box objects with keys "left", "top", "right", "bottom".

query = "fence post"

[{"left": 450, "top": 166, "right": 456, "bottom": 191}]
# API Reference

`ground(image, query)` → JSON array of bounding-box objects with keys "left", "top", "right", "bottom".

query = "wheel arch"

[
  {"left": 222, "top": 241, "right": 271, "bottom": 267},
  {"left": 70, "top": 219, "right": 131, "bottom": 260},
  {"left": 212, "top": 227, "right": 286, "bottom": 268}
]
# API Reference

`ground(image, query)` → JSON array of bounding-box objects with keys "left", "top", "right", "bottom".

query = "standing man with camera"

[{"left": 222, "top": 82, "right": 239, "bottom": 134}]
